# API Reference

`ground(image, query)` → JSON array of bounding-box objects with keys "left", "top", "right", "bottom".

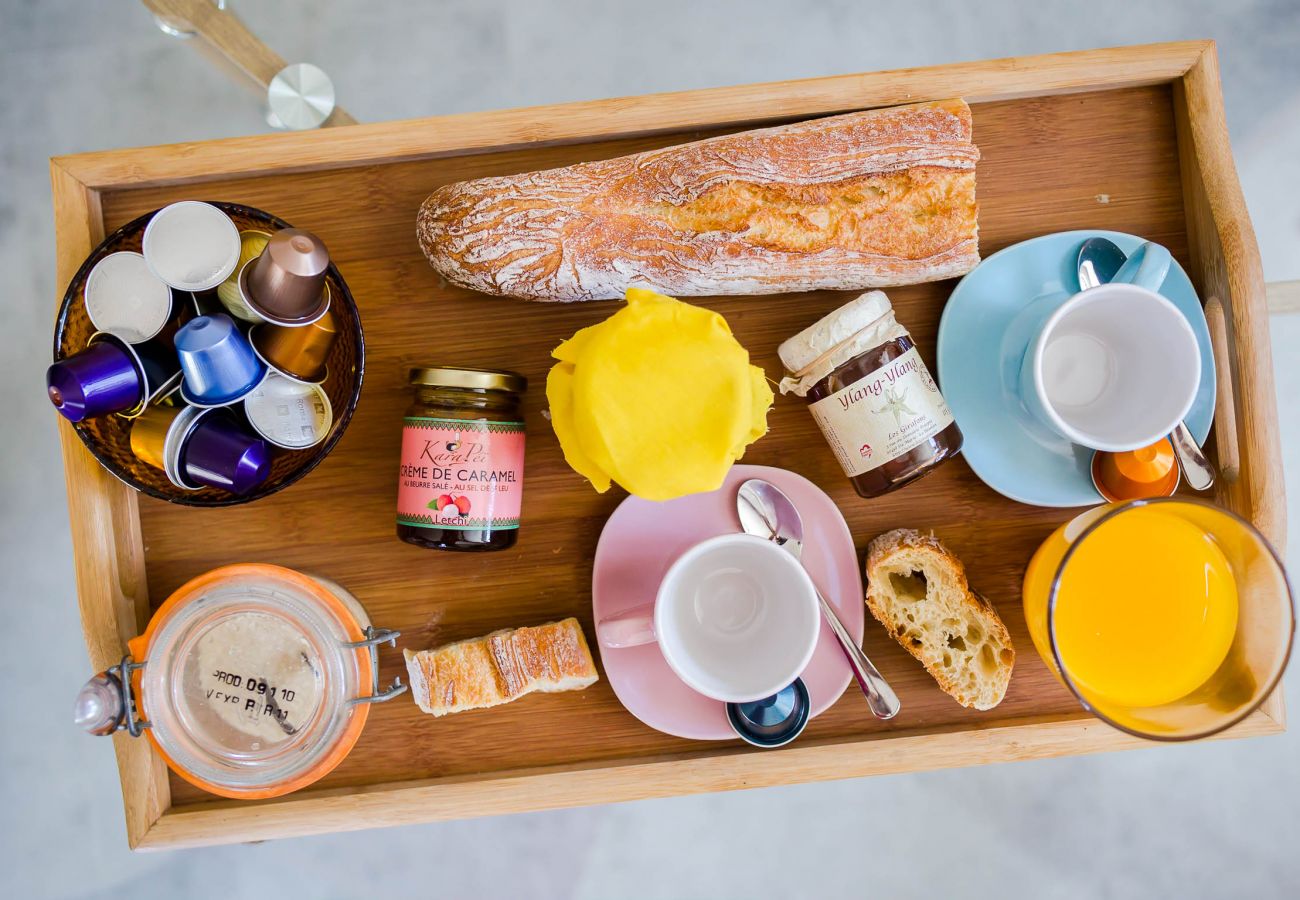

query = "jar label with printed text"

[
  {"left": 397, "top": 416, "right": 525, "bottom": 530},
  {"left": 807, "top": 347, "right": 954, "bottom": 477}
]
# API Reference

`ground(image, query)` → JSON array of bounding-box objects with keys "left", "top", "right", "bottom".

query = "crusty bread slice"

[
  {"left": 865, "top": 529, "right": 1014, "bottom": 710},
  {"left": 404, "top": 617, "right": 598, "bottom": 717}
]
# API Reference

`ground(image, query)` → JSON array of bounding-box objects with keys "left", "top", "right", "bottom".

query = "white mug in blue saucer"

[
  {"left": 936, "top": 231, "right": 1216, "bottom": 508},
  {"left": 1016, "top": 242, "right": 1200, "bottom": 453}
]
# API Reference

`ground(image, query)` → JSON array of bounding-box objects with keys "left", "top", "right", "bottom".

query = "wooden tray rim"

[{"left": 49, "top": 40, "right": 1285, "bottom": 850}]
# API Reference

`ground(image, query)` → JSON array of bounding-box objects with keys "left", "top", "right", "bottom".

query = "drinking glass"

[{"left": 1023, "top": 498, "right": 1294, "bottom": 740}]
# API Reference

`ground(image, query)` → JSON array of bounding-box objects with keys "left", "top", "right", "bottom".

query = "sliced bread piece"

[
  {"left": 404, "top": 617, "right": 598, "bottom": 717},
  {"left": 865, "top": 528, "right": 1014, "bottom": 710}
]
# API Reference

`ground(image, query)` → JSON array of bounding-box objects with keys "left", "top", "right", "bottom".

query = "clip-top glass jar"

[
  {"left": 396, "top": 366, "right": 527, "bottom": 552},
  {"left": 778, "top": 291, "right": 962, "bottom": 498},
  {"left": 73, "top": 564, "right": 407, "bottom": 800}
]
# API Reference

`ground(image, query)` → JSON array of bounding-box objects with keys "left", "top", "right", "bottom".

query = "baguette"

[
  {"left": 403, "top": 617, "right": 598, "bottom": 717},
  {"left": 865, "top": 529, "right": 1013, "bottom": 710},
  {"left": 418, "top": 99, "right": 979, "bottom": 301}
]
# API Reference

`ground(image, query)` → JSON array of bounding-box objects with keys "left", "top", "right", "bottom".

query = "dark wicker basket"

[{"left": 52, "top": 202, "right": 364, "bottom": 507}]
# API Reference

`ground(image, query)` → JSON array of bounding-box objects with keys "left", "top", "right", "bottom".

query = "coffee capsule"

[
  {"left": 84, "top": 251, "right": 175, "bottom": 344},
  {"left": 161, "top": 406, "right": 203, "bottom": 490},
  {"left": 239, "top": 228, "right": 331, "bottom": 326},
  {"left": 129, "top": 401, "right": 185, "bottom": 471},
  {"left": 725, "top": 678, "right": 810, "bottom": 749},
  {"left": 216, "top": 231, "right": 272, "bottom": 323},
  {"left": 175, "top": 313, "right": 267, "bottom": 407},
  {"left": 1091, "top": 438, "right": 1181, "bottom": 503},
  {"left": 46, "top": 335, "right": 144, "bottom": 422},
  {"left": 124, "top": 333, "right": 186, "bottom": 416},
  {"left": 249, "top": 306, "right": 336, "bottom": 384},
  {"left": 243, "top": 372, "right": 333, "bottom": 449},
  {"left": 142, "top": 201, "right": 242, "bottom": 293},
  {"left": 170, "top": 407, "right": 272, "bottom": 494}
]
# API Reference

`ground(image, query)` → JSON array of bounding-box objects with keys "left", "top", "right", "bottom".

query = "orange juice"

[{"left": 1031, "top": 505, "right": 1238, "bottom": 708}]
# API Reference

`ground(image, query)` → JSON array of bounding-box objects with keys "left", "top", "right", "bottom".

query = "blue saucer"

[{"left": 936, "top": 230, "right": 1215, "bottom": 508}]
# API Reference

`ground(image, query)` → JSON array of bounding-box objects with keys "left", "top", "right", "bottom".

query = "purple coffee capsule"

[
  {"left": 47, "top": 335, "right": 144, "bottom": 422},
  {"left": 177, "top": 409, "right": 272, "bottom": 495}
]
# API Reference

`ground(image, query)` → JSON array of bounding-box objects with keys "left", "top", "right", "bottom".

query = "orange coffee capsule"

[{"left": 1091, "top": 438, "right": 1180, "bottom": 502}]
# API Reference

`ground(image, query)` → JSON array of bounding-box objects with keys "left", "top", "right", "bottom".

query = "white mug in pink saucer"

[
  {"left": 592, "top": 464, "right": 864, "bottom": 740},
  {"left": 597, "top": 533, "right": 821, "bottom": 704}
]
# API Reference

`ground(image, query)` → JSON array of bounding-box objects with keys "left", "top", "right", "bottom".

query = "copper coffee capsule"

[
  {"left": 239, "top": 228, "right": 331, "bottom": 326},
  {"left": 216, "top": 230, "right": 273, "bottom": 323},
  {"left": 250, "top": 306, "right": 337, "bottom": 384}
]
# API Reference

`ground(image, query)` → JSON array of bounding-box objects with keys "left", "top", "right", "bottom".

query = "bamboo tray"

[{"left": 52, "top": 41, "right": 1285, "bottom": 850}]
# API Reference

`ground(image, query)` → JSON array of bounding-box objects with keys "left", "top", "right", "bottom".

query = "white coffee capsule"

[
  {"left": 243, "top": 372, "right": 333, "bottom": 449},
  {"left": 85, "top": 251, "right": 174, "bottom": 343}
]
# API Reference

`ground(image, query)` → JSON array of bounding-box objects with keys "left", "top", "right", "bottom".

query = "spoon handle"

[
  {"left": 1171, "top": 420, "right": 1215, "bottom": 491},
  {"left": 815, "top": 589, "right": 901, "bottom": 719}
]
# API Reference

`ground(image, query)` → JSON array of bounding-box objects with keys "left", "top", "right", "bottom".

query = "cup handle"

[
  {"left": 596, "top": 603, "right": 657, "bottom": 649},
  {"left": 1112, "top": 241, "right": 1171, "bottom": 292}
]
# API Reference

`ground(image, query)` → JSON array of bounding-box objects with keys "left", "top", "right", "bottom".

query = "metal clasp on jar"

[
  {"left": 343, "top": 627, "right": 409, "bottom": 705},
  {"left": 74, "top": 656, "right": 151, "bottom": 737}
]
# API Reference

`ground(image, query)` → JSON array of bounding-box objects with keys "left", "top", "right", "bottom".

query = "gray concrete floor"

[{"left": 2, "top": 1, "right": 1299, "bottom": 898}]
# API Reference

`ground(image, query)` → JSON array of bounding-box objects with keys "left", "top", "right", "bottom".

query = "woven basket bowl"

[{"left": 51, "top": 202, "right": 364, "bottom": 507}]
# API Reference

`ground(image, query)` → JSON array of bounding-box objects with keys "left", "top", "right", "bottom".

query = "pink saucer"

[{"left": 593, "top": 464, "right": 864, "bottom": 740}]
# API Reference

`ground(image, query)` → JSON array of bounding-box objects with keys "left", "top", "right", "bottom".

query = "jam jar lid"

[
  {"left": 777, "top": 290, "right": 909, "bottom": 396},
  {"left": 124, "top": 565, "right": 398, "bottom": 799},
  {"left": 409, "top": 366, "right": 527, "bottom": 393}
]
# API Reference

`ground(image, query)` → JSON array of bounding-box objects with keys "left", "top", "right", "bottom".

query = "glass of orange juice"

[{"left": 1024, "top": 498, "right": 1294, "bottom": 740}]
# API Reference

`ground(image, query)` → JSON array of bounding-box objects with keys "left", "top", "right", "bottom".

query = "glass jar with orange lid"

[{"left": 73, "top": 564, "right": 407, "bottom": 799}]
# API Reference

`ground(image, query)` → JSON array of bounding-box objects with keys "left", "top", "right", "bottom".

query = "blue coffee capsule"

[
  {"left": 175, "top": 313, "right": 266, "bottom": 407},
  {"left": 726, "top": 678, "right": 810, "bottom": 749}
]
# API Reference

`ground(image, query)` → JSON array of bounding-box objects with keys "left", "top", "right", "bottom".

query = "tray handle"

[
  {"left": 1176, "top": 46, "right": 1285, "bottom": 546},
  {"left": 1204, "top": 297, "right": 1239, "bottom": 483}
]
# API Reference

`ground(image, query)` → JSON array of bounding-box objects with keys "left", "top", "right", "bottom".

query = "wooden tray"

[{"left": 52, "top": 41, "right": 1285, "bottom": 850}]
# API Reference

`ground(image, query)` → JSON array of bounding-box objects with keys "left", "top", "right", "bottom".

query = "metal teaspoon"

[{"left": 736, "top": 478, "right": 901, "bottom": 719}]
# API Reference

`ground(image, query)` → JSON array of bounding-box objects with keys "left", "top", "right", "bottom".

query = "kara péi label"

[
  {"left": 396, "top": 416, "right": 525, "bottom": 530},
  {"left": 807, "top": 347, "right": 954, "bottom": 477}
]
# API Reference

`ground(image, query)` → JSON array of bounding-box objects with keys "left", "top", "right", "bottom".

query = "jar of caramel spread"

[
  {"left": 778, "top": 291, "right": 962, "bottom": 498},
  {"left": 396, "top": 366, "right": 527, "bottom": 552}
]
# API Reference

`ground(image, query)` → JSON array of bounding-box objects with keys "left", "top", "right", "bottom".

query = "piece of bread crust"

[
  {"left": 404, "top": 617, "right": 599, "bottom": 717},
  {"left": 865, "top": 529, "right": 1014, "bottom": 710},
  {"left": 417, "top": 99, "right": 979, "bottom": 301}
]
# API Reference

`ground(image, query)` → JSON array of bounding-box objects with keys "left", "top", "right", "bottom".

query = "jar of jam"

[
  {"left": 396, "top": 366, "right": 527, "bottom": 551},
  {"left": 778, "top": 291, "right": 962, "bottom": 498}
]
